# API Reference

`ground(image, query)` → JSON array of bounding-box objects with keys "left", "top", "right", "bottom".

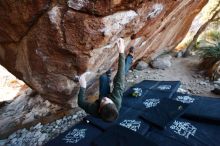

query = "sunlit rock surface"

[
  {"left": 0, "top": 65, "right": 25, "bottom": 102},
  {"left": 0, "top": 0, "right": 207, "bottom": 106}
]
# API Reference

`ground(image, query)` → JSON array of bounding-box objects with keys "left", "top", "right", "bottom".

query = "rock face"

[{"left": 0, "top": 0, "right": 208, "bottom": 106}]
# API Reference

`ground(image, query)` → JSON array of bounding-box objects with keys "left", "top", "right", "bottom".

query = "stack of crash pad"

[{"left": 45, "top": 80, "right": 220, "bottom": 146}]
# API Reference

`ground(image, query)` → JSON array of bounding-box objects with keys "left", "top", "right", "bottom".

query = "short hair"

[{"left": 100, "top": 103, "right": 119, "bottom": 122}]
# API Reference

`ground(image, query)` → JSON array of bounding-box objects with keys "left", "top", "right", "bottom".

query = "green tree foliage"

[
  {"left": 197, "top": 41, "right": 220, "bottom": 60},
  {"left": 196, "top": 31, "right": 220, "bottom": 71}
]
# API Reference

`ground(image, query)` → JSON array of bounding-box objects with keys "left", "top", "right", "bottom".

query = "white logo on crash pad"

[
  {"left": 62, "top": 129, "right": 87, "bottom": 143},
  {"left": 157, "top": 85, "right": 172, "bottom": 90},
  {"left": 119, "top": 120, "right": 141, "bottom": 132},
  {"left": 170, "top": 120, "right": 197, "bottom": 139},
  {"left": 176, "top": 96, "right": 195, "bottom": 103},
  {"left": 143, "top": 98, "right": 160, "bottom": 108}
]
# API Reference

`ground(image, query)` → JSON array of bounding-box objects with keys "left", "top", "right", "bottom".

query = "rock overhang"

[{"left": 0, "top": 0, "right": 208, "bottom": 106}]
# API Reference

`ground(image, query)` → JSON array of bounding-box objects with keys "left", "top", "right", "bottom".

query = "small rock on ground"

[
  {"left": 135, "top": 61, "right": 149, "bottom": 70},
  {"left": 150, "top": 54, "right": 172, "bottom": 69}
]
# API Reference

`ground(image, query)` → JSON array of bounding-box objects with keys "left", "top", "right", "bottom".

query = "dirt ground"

[{"left": 125, "top": 55, "right": 220, "bottom": 98}]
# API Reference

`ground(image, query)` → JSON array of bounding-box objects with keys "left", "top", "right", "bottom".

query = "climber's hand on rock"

[
  {"left": 79, "top": 75, "right": 86, "bottom": 88},
  {"left": 117, "top": 38, "right": 125, "bottom": 54},
  {"left": 79, "top": 72, "right": 91, "bottom": 88}
]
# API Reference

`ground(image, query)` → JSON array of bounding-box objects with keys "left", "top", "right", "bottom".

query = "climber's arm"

[{"left": 78, "top": 72, "right": 99, "bottom": 116}]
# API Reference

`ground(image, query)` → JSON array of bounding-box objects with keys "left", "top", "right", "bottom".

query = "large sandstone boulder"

[{"left": 0, "top": 0, "right": 208, "bottom": 107}]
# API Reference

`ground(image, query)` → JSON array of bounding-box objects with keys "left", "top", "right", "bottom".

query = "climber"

[{"left": 77, "top": 38, "right": 134, "bottom": 122}]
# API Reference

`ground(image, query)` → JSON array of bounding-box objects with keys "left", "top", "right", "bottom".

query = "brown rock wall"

[
  {"left": 0, "top": 0, "right": 50, "bottom": 42},
  {"left": 0, "top": 0, "right": 208, "bottom": 106}
]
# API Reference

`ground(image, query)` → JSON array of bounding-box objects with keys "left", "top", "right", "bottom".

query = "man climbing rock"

[{"left": 77, "top": 38, "right": 134, "bottom": 122}]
